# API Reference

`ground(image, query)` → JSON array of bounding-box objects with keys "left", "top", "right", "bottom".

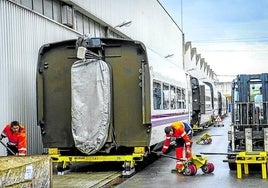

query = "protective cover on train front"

[{"left": 71, "top": 59, "right": 111, "bottom": 155}]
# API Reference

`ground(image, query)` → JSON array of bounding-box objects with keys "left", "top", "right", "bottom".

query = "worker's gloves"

[
  {"left": 0, "top": 134, "right": 5, "bottom": 140},
  {"left": 170, "top": 137, "right": 176, "bottom": 146},
  {"left": 156, "top": 151, "right": 163, "bottom": 156}
]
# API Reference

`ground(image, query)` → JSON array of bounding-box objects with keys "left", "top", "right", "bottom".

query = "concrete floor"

[
  {"left": 53, "top": 171, "right": 121, "bottom": 188},
  {"left": 117, "top": 115, "right": 268, "bottom": 188}
]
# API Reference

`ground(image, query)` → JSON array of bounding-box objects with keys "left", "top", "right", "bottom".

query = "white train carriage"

[
  {"left": 199, "top": 81, "right": 214, "bottom": 128},
  {"left": 37, "top": 37, "right": 195, "bottom": 175},
  {"left": 147, "top": 49, "right": 191, "bottom": 146},
  {"left": 217, "top": 91, "right": 228, "bottom": 117},
  {"left": 189, "top": 78, "right": 214, "bottom": 132}
]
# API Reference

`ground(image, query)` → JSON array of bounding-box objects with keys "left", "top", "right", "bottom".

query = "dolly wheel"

[
  {"left": 207, "top": 162, "right": 214, "bottom": 173},
  {"left": 56, "top": 161, "right": 64, "bottom": 172},
  {"left": 192, "top": 164, "right": 198, "bottom": 175},
  {"left": 207, "top": 138, "right": 212, "bottom": 144},
  {"left": 184, "top": 164, "right": 197, "bottom": 176},
  {"left": 202, "top": 162, "right": 215, "bottom": 173}
]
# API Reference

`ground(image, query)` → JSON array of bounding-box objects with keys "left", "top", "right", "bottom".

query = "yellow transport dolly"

[
  {"left": 152, "top": 151, "right": 214, "bottom": 176},
  {"left": 196, "top": 133, "right": 212, "bottom": 145}
]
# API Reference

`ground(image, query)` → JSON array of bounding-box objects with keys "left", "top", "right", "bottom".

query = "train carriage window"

[
  {"left": 182, "top": 89, "right": 185, "bottom": 100},
  {"left": 170, "top": 86, "right": 176, "bottom": 109},
  {"left": 153, "top": 81, "right": 162, "bottom": 110},
  {"left": 205, "top": 96, "right": 211, "bottom": 109},
  {"left": 205, "top": 86, "right": 212, "bottom": 108},
  {"left": 214, "top": 97, "right": 218, "bottom": 110},
  {"left": 163, "top": 84, "right": 170, "bottom": 109},
  {"left": 177, "top": 88, "right": 182, "bottom": 109},
  {"left": 182, "top": 88, "right": 186, "bottom": 109}
]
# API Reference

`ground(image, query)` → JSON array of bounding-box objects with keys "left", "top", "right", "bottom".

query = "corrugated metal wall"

[
  {"left": 0, "top": 0, "right": 126, "bottom": 155},
  {"left": 71, "top": 0, "right": 184, "bottom": 69},
  {"left": 0, "top": 0, "right": 82, "bottom": 155}
]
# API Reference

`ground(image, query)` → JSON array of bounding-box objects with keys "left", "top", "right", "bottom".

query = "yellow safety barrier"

[{"left": 235, "top": 151, "right": 267, "bottom": 179}]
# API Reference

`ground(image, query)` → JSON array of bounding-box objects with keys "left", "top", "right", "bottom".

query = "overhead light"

[
  {"left": 115, "top": 20, "right": 132, "bottom": 28},
  {"left": 186, "top": 68, "right": 196, "bottom": 72},
  {"left": 165, "top": 54, "right": 174, "bottom": 58}
]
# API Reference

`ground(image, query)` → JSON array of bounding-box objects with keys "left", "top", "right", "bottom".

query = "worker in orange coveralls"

[
  {"left": 0, "top": 121, "right": 27, "bottom": 156},
  {"left": 159, "top": 121, "right": 193, "bottom": 172}
]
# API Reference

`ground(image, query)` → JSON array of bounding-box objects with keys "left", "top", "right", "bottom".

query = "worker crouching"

[
  {"left": 160, "top": 121, "right": 193, "bottom": 172},
  {"left": 0, "top": 121, "right": 27, "bottom": 156}
]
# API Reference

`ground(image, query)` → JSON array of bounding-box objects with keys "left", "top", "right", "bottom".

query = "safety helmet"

[{"left": 164, "top": 126, "right": 173, "bottom": 134}]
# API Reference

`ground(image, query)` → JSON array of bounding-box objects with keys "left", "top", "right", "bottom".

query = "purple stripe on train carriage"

[
  {"left": 151, "top": 114, "right": 189, "bottom": 127},
  {"left": 151, "top": 112, "right": 186, "bottom": 118}
]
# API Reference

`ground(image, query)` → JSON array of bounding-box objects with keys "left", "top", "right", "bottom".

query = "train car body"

[
  {"left": 227, "top": 73, "right": 268, "bottom": 170},
  {"left": 203, "top": 82, "right": 217, "bottom": 120},
  {"left": 149, "top": 50, "right": 191, "bottom": 146},
  {"left": 203, "top": 81, "right": 228, "bottom": 122},
  {"left": 200, "top": 81, "right": 214, "bottom": 127},
  {"left": 190, "top": 78, "right": 214, "bottom": 132},
  {"left": 217, "top": 91, "right": 228, "bottom": 118},
  {"left": 36, "top": 37, "right": 192, "bottom": 174}
]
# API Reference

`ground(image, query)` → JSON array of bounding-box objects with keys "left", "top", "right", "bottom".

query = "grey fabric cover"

[{"left": 71, "top": 59, "right": 111, "bottom": 155}]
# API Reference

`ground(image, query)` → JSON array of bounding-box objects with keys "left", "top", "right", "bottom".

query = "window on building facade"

[
  {"left": 21, "top": 0, "right": 32, "bottom": 9},
  {"left": 62, "top": 3, "right": 73, "bottom": 27},
  {"left": 94, "top": 22, "right": 101, "bottom": 37},
  {"left": 83, "top": 17, "right": 90, "bottom": 36},
  {"left": 75, "top": 11, "right": 84, "bottom": 33},
  {"left": 52, "top": 0, "right": 61, "bottom": 22},
  {"left": 43, "top": 0, "right": 53, "bottom": 19},
  {"left": 15, "top": 0, "right": 124, "bottom": 38},
  {"left": 33, "top": 0, "right": 43, "bottom": 14}
]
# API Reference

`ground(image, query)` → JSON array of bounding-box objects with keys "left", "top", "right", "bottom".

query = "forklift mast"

[{"left": 230, "top": 73, "right": 268, "bottom": 152}]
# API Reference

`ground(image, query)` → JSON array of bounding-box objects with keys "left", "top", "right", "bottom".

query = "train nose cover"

[{"left": 71, "top": 59, "right": 111, "bottom": 155}]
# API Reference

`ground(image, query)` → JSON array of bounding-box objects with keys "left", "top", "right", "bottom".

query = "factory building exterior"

[{"left": 0, "top": 0, "right": 224, "bottom": 155}]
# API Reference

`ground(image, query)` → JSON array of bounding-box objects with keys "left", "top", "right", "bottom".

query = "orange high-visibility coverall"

[
  {"left": 1, "top": 124, "right": 27, "bottom": 155},
  {"left": 162, "top": 121, "right": 193, "bottom": 170}
]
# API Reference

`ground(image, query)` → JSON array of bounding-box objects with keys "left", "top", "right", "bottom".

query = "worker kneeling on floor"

[{"left": 158, "top": 121, "right": 193, "bottom": 173}]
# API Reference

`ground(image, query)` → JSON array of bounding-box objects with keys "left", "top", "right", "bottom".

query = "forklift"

[{"left": 226, "top": 74, "right": 268, "bottom": 173}]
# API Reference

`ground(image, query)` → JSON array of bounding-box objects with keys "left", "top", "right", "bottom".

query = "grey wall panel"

[{"left": 0, "top": 0, "right": 81, "bottom": 155}]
